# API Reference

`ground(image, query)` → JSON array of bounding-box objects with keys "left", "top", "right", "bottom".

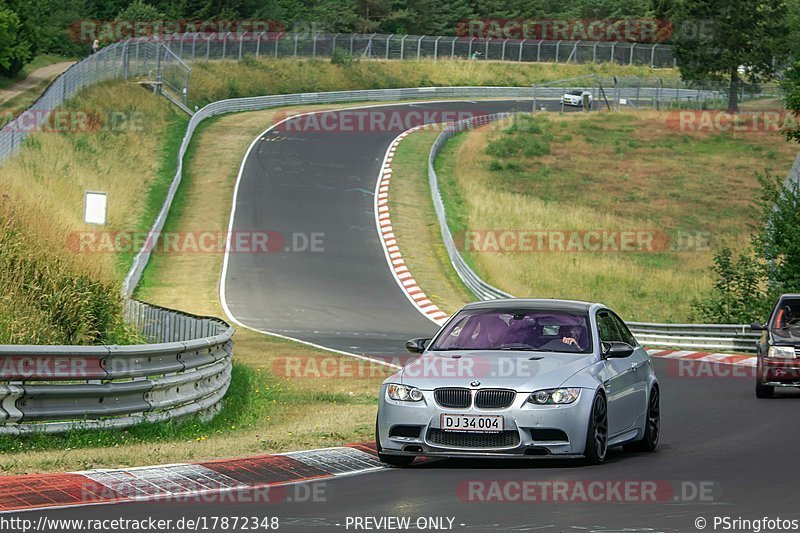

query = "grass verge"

[
  {"left": 427, "top": 111, "right": 797, "bottom": 322},
  {"left": 188, "top": 57, "right": 680, "bottom": 107},
  {"left": 0, "top": 102, "right": 410, "bottom": 474},
  {"left": 387, "top": 127, "right": 473, "bottom": 314}
]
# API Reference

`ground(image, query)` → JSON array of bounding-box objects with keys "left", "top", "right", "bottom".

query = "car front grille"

[
  {"left": 427, "top": 429, "right": 520, "bottom": 449},
  {"left": 434, "top": 388, "right": 471, "bottom": 408},
  {"left": 475, "top": 389, "right": 515, "bottom": 409}
]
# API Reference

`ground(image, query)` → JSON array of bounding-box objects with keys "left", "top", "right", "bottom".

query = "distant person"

[
  {"left": 471, "top": 51, "right": 481, "bottom": 60},
  {"left": 91, "top": 40, "right": 100, "bottom": 55}
]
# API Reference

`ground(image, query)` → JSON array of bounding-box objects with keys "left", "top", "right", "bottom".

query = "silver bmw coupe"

[{"left": 376, "top": 299, "right": 659, "bottom": 466}]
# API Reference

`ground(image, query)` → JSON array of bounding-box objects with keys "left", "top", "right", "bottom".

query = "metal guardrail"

[
  {"left": 0, "top": 300, "right": 233, "bottom": 434},
  {"left": 426, "top": 113, "right": 759, "bottom": 352}
]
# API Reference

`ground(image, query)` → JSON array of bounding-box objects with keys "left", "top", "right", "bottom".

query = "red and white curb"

[
  {"left": 646, "top": 348, "right": 755, "bottom": 366},
  {"left": 0, "top": 444, "right": 381, "bottom": 513},
  {"left": 374, "top": 126, "right": 449, "bottom": 326}
]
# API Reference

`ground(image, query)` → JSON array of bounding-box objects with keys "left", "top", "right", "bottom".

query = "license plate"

[{"left": 440, "top": 414, "right": 504, "bottom": 433}]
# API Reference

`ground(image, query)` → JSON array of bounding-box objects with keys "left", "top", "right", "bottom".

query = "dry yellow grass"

[{"left": 432, "top": 111, "right": 798, "bottom": 322}]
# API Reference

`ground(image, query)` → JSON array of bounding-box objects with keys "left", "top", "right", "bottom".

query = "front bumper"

[
  {"left": 377, "top": 388, "right": 594, "bottom": 458},
  {"left": 760, "top": 357, "right": 800, "bottom": 386}
]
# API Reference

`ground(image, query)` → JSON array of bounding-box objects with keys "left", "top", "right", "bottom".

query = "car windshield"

[
  {"left": 429, "top": 308, "right": 593, "bottom": 353},
  {"left": 771, "top": 298, "right": 800, "bottom": 341},
  {"left": 567, "top": 90, "right": 583, "bottom": 95}
]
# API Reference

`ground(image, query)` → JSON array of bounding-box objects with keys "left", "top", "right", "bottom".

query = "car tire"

[
  {"left": 583, "top": 392, "right": 608, "bottom": 465},
  {"left": 376, "top": 420, "right": 414, "bottom": 467},
  {"left": 755, "top": 382, "right": 774, "bottom": 399},
  {"left": 623, "top": 385, "right": 659, "bottom": 453}
]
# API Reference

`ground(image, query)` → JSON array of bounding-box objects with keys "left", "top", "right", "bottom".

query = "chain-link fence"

[
  {"left": 0, "top": 38, "right": 191, "bottom": 165},
  {"left": 531, "top": 75, "right": 783, "bottom": 111},
  {"left": 159, "top": 32, "right": 676, "bottom": 68}
]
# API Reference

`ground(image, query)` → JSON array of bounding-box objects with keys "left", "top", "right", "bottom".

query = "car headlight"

[
  {"left": 387, "top": 383, "right": 424, "bottom": 402},
  {"left": 768, "top": 346, "right": 796, "bottom": 359},
  {"left": 528, "top": 388, "right": 581, "bottom": 405}
]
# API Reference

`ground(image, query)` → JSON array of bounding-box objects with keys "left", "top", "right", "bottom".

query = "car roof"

[{"left": 461, "top": 298, "right": 598, "bottom": 313}]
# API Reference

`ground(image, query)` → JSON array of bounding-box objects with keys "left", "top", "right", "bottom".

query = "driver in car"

[{"left": 561, "top": 325, "right": 584, "bottom": 349}]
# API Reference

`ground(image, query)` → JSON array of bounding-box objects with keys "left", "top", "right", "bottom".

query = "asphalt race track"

[
  {"left": 20, "top": 101, "right": 800, "bottom": 531},
  {"left": 221, "top": 100, "right": 544, "bottom": 357}
]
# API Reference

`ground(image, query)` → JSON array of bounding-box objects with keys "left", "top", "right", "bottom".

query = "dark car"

[{"left": 752, "top": 294, "right": 800, "bottom": 398}]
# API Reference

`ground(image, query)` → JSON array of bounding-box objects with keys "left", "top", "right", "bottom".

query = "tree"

[
  {"left": 671, "top": 0, "right": 788, "bottom": 112},
  {"left": 0, "top": 3, "right": 31, "bottom": 76},
  {"left": 753, "top": 172, "right": 800, "bottom": 295},
  {"left": 115, "top": 0, "right": 166, "bottom": 21},
  {"left": 694, "top": 172, "right": 800, "bottom": 323},
  {"left": 783, "top": 59, "right": 800, "bottom": 144}
]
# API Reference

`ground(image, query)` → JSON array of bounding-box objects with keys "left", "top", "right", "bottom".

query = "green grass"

[
  {"left": 187, "top": 57, "right": 681, "bottom": 108},
  {"left": 117, "top": 113, "right": 190, "bottom": 280},
  {"left": 0, "top": 363, "right": 273, "bottom": 465},
  {"left": 423, "top": 111, "right": 798, "bottom": 321}
]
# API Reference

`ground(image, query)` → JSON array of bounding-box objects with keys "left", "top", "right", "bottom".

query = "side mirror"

[
  {"left": 405, "top": 338, "right": 431, "bottom": 354},
  {"left": 603, "top": 341, "right": 634, "bottom": 359},
  {"left": 750, "top": 322, "right": 765, "bottom": 331}
]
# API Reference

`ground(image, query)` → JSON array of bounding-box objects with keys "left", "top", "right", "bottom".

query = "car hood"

[{"left": 395, "top": 350, "right": 597, "bottom": 392}]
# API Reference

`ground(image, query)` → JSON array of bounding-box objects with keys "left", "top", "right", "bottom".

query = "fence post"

[
  {"left": 650, "top": 44, "right": 657, "bottom": 68},
  {"left": 629, "top": 43, "right": 635, "bottom": 65},
  {"left": 350, "top": 34, "right": 354, "bottom": 56},
  {"left": 610, "top": 42, "right": 616, "bottom": 64},
  {"left": 484, "top": 38, "right": 489, "bottom": 58},
  {"left": 206, "top": 37, "right": 210, "bottom": 60},
  {"left": 501, "top": 38, "right": 507, "bottom": 61},
  {"left": 451, "top": 37, "right": 456, "bottom": 59},
  {"left": 255, "top": 32, "right": 262, "bottom": 57},
  {"left": 417, "top": 36, "right": 423, "bottom": 60},
  {"left": 434, "top": 36, "right": 441, "bottom": 59},
  {"left": 238, "top": 33, "right": 244, "bottom": 59},
  {"left": 332, "top": 33, "right": 338, "bottom": 55},
  {"left": 312, "top": 33, "right": 317, "bottom": 57},
  {"left": 122, "top": 43, "right": 129, "bottom": 80},
  {"left": 593, "top": 41, "right": 598, "bottom": 63},
  {"left": 294, "top": 34, "right": 298, "bottom": 57},
  {"left": 519, "top": 39, "right": 525, "bottom": 61},
  {"left": 537, "top": 40, "right": 542, "bottom": 62},
  {"left": 468, "top": 37, "right": 474, "bottom": 58},
  {"left": 555, "top": 40, "right": 561, "bottom": 62},
  {"left": 276, "top": 32, "right": 283, "bottom": 57}
]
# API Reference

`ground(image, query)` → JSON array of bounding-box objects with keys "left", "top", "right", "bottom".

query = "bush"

[
  {"left": 331, "top": 47, "right": 356, "bottom": 67},
  {"left": 691, "top": 248, "right": 770, "bottom": 323},
  {"left": 693, "top": 172, "right": 800, "bottom": 323}
]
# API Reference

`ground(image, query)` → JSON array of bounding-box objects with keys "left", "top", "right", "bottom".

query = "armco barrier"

[
  {"left": 426, "top": 113, "right": 761, "bottom": 352},
  {"left": 0, "top": 300, "right": 233, "bottom": 434}
]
